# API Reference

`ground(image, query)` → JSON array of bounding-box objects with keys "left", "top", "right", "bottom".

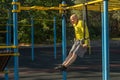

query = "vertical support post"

[
  {"left": 5, "top": 10, "right": 11, "bottom": 80},
  {"left": 13, "top": 0, "right": 19, "bottom": 80},
  {"left": 102, "top": 0, "right": 110, "bottom": 80},
  {"left": 61, "top": 1, "right": 67, "bottom": 80},
  {"left": 4, "top": 70, "right": 9, "bottom": 80},
  {"left": 6, "top": 10, "right": 11, "bottom": 47},
  {"left": 53, "top": 17, "right": 57, "bottom": 59},
  {"left": 31, "top": 17, "right": 34, "bottom": 61},
  {"left": 101, "top": 12, "right": 105, "bottom": 80}
]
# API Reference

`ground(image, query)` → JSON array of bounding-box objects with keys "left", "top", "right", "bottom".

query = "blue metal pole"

[
  {"left": 6, "top": 17, "right": 9, "bottom": 46},
  {"left": 5, "top": 10, "right": 11, "bottom": 80},
  {"left": 102, "top": 11, "right": 107, "bottom": 80},
  {"left": 31, "top": 17, "right": 34, "bottom": 61},
  {"left": 101, "top": 12, "right": 105, "bottom": 80},
  {"left": 102, "top": 0, "right": 110, "bottom": 80},
  {"left": 62, "top": 14, "right": 67, "bottom": 80},
  {"left": 5, "top": 22, "right": 9, "bottom": 80},
  {"left": 6, "top": 10, "right": 12, "bottom": 47},
  {"left": 13, "top": 0, "right": 19, "bottom": 80},
  {"left": 62, "top": 8, "right": 66, "bottom": 64},
  {"left": 4, "top": 69, "right": 9, "bottom": 80},
  {"left": 8, "top": 10, "right": 12, "bottom": 46},
  {"left": 62, "top": 1, "right": 67, "bottom": 80},
  {"left": 53, "top": 17, "right": 57, "bottom": 59}
]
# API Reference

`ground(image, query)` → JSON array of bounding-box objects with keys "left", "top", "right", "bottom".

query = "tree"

[{"left": 0, "top": 0, "right": 119, "bottom": 44}]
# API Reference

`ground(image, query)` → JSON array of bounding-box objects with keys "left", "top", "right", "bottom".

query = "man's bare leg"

[
  {"left": 62, "top": 53, "right": 73, "bottom": 65},
  {"left": 62, "top": 53, "right": 77, "bottom": 67}
]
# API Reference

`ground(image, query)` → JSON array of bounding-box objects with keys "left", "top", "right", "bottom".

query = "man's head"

[{"left": 70, "top": 14, "right": 78, "bottom": 25}]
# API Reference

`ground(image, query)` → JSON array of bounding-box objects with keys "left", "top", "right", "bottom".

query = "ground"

[{"left": 0, "top": 40, "right": 120, "bottom": 80}]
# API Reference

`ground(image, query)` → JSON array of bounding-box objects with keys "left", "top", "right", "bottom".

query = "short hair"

[{"left": 70, "top": 14, "right": 78, "bottom": 20}]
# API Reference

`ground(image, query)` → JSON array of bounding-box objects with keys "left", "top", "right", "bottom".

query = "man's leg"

[
  {"left": 62, "top": 53, "right": 77, "bottom": 67},
  {"left": 54, "top": 45, "right": 80, "bottom": 71},
  {"left": 62, "top": 53, "right": 73, "bottom": 65},
  {"left": 54, "top": 41, "right": 78, "bottom": 71},
  {"left": 54, "top": 53, "right": 77, "bottom": 71},
  {"left": 62, "top": 44, "right": 81, "bottom": 67},
  {"left": 62, "top": 42, "right": 76, "bottom": 65}
]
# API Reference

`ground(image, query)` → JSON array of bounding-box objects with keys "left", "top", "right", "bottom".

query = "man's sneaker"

[{"left": 54, "top": 65, "right": 67, "bottom": 71}]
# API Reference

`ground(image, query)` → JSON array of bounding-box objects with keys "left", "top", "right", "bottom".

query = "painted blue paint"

[
  {"left": 5, "top": 10, "right": 11, "bottom": 80},
  {"left": 31, "top": 17, "right": 34, "bottom": 61},
  {"left": 53, "top": 17, "right": 57, "bottom": 59},
  {"left": 102, "top": 0, "right": 110, "bottom": 80},
  {"left": 102, "top": 12, "right": 105, "bottom": 80},
  {"left": 61, "top": 1, "right": 67, "bottom": 80},
  {"left": 4, "top": 68, "right": 9, "bottom": 80},
  {"left": 62, "top": 14, "right": 67, "bottom": 80},
  {"left": 13, "top": 0, "right": 19, "bottom": 80}
]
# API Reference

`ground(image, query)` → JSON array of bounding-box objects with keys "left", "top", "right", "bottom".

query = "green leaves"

[{"left": 0, "top": 0, "right": 119, "bottom": 44}]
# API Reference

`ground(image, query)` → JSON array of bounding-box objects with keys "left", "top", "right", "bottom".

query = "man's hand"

[{"left": 82, "top": 44, "right": 88, "bottom": 48}]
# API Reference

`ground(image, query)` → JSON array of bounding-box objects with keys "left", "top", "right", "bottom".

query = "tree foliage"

[{"left": 0, "top": 0, "right": 120, "bottom": 44}]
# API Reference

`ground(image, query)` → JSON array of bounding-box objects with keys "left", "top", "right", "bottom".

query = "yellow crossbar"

[
  {"left": 109, "top": 8, "right": 120, "bottom": 11},
  {"left": 67, "top": 0, "right": 103, "bottom": 9},
  {"left": 0, "top": 31, "right": 7, "bottom": 33},
  {"left": 30, "top": 6, "right": 62, "bottom": 10},
  {"left": 12, "top": 0, "right": 120, "bottom": 12},
  {"left": 0, "top": 46, "right": 18, "bottom": 48},
  {"left": 0, "top": 24, "right": 13, "bottom": 26},
  {"left": 0, "top": 53, "right": 20, "bottom": 56},
  {"left": 0, "top": 24, "right": 31, "bottom": 27}
]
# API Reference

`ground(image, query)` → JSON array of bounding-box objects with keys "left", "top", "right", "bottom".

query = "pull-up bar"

[
  {"left": 11, "top": 2, "right": 67, "bottom": 13},
  {"left": 11, "top": 0, "right": 120, "bottom": 12}
]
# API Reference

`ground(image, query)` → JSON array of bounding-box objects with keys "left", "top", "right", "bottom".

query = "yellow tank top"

[{"left": 73, "top": 20, "right": 90, "bottom": 45}]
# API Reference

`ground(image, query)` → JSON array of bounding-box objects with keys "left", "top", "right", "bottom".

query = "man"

[{"left": 55, "top": 14, "right": 90, "bottom": 71}]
